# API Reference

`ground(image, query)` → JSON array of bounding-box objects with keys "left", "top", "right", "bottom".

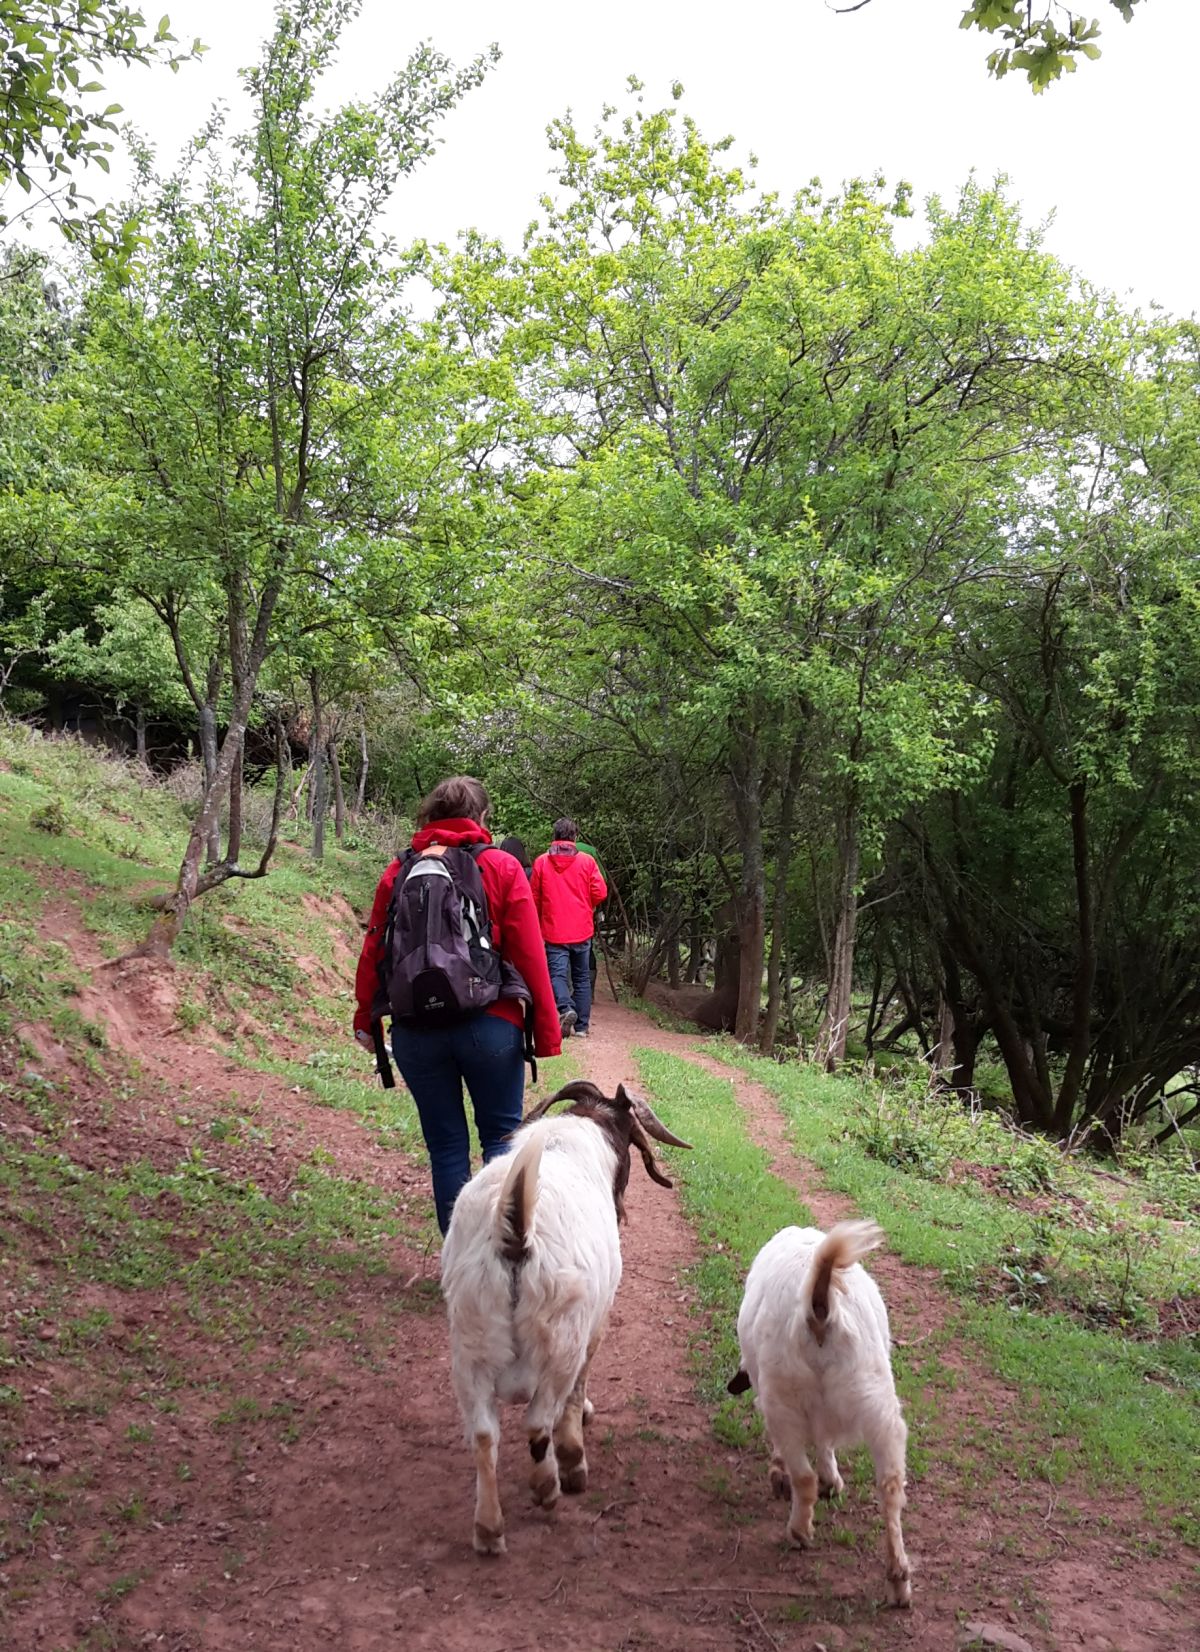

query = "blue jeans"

[
  {"left": 391, "top": 1013, "right": 525, "bottom": 1235},
  {"left": 547, "top": 941, "right": 593, "bottom": 1032}
]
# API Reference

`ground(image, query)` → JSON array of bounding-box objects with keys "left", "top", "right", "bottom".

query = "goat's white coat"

[
  {"left": 440, "top": 1114, "right": 624, "bottom": 1552},
  {"left": 736, "top": 1221, "right": 912, "bottom": 1606},
  {"left": 443, "top": 1116, "right": 621, "bottom": 1419}
]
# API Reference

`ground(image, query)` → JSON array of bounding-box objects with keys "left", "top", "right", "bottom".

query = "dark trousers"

[
  {"left": 546, "top": 940, "right": 593, "bottom": 1032},
  {"left": 391, "top": 1012, "right": 525, "bottom": 1235}
]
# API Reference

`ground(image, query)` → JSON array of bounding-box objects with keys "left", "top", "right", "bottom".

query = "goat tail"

[
  {"left": 806, "top": 1219, "right": 884, "bottom": 1335},
  {"left": 495, "top": 1132, "right": 544, "bottom": 1264}
]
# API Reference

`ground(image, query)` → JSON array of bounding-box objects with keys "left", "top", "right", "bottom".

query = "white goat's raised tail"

[
  {"left": 493, "top": 1131, "right": 544, "bottom": 1264},
  {"left": 728, "top": 1219, "right": 912, "bottom": 1608},
  {"left": 804, "top": 1220, "right": 885, "bottom": 1343}
]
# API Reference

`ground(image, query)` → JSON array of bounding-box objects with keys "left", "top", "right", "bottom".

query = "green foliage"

[
  {"left": 736, "top": 1052, "right": 1198, "bottom": 1336},
  {"left": 851, "top": 1081, "right": 1062, "bottom": 1194},
  {"left": 960, "top": 0, "right": 1139, "bottom": 92},
  {"left": 46, "top": 597, "right": 196, "bottom": 723},
  {"left": 838, "top": 0, "right": 1145, "bottom": 92},
  {"left": 1, "top": 46, "right": 1197, "bottom": 1137},
  {"left": 0, "top": 1, "right": 202, "bottom": 253}
]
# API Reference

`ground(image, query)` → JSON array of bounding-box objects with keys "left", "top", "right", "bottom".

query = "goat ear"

[
  {"left": 630, "top": 1117, "right": 673, "bottom": 1188},
  {"left": 524, "top": 1080, "right": 605, "bottom": 1123},
  {"left": 620, "top": 1085, "right": 692, "bottom": 1151}
]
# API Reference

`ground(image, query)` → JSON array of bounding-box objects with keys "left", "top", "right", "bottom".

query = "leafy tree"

[
  {"left": 899, "top": 321, "right": 1200, "bottom": 1138},
  {"left": 833, "top": 1, "right": 1144, "bottom": 92},
  {"left": 0, "top": 2, "right": 202, "bottom": 251},
  {"left": 463, "top": 93, "right": 1102, "bottom": 1060},
  {"left": 15, "top": 0, "right": 495, "bottom": 946}
]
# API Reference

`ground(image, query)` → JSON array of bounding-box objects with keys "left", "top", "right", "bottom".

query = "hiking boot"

[
  {"left": 574, "top": 1027, "right": 590, "bottom": 1039},
  {"left": 559, "top": 1009, "right": 577, "bottom": 1039}
]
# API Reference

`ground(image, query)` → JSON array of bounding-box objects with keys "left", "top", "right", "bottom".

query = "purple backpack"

[{"left": 380, "top": 844, "right": 503, "bottom": 1024}]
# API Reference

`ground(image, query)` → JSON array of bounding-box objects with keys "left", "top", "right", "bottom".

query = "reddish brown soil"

[{"left": 2, "top": 946, "right": 1196, "bottom": 1651}]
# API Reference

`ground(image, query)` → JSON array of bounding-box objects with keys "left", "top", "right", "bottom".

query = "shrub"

[{"left": 29, "top": 797, "right": 67, "bottom": 835}]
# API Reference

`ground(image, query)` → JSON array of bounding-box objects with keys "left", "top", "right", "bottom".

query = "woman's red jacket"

[{"left": 353, "top": 817, "right": 563, "bottom": 1058}]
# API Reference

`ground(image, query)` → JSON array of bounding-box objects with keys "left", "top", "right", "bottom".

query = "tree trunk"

[
  {"left": 354, "top": 717, "right": 369, "bottom": 816},
  {"left": 290, "top": 760, "right": 313, "bottom": 819},
  {"left": 160, "top": 606, "right": 224, "bottom": 866},
  {"left": 686, "top": 911, "right": 704, "bottom": 984},
  {"left": 137, "top": 565, "right": 286, "bottom": 956},
  {"left": 864, "top": 964, "right": 894, "bottom": 1054},
  {"left": 198, "top": 703, "right": 221, "bottom": 866},
  {"left": 732, "top": 755, "right": 766, "bottom": 1044},
  {"left": 310, "top": 672, "right": 326, "bottom": 861},
  {"left": 783, "top": 949, "right": 796, "bottom": 1041},
  {"left": 1052, "top": 780, "right": 1096, "bottom": 1133},
  {"left": 135, "top": 705, "right": 148, "bottom": 766},
  {"left": 815, "top": 801, "right": 860, "bottom": 1070},
  {"left": 761, "top": 740, "right": 803, "bottom": 1054},
  {"left": 330, "top": 736, "right": 346, "bottom": 841},
  {"left": 931, "top": 995, "right": 955, "bottom": 1086},
  {"left": 225, "top": 728, "right": 244, "bottom": 866},
  {"left": 631, "top": 903, "right": 684, "bottom": 996}
]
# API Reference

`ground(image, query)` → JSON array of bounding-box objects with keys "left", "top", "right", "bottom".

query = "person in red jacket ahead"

[
  {"left": 531, "top": 817, "right": 608, "bottom": 1038},
  {"left": 353, "top": 776, "right": 561, "bottom": 1234}
]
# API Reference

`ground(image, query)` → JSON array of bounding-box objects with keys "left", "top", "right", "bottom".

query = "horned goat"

[
  {"left": 440, "top": 1079, "right": 690, "bottom": 1556},
  {"left": 728, "top": 1220, "right": 912, "bottom": 1607}
]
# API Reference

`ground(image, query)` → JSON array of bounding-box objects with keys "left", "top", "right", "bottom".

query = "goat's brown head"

[{"left": 523, "top": 1081, "right": 691, "bottom": 1221}]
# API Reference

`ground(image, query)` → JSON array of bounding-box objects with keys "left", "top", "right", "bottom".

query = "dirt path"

[{"left": 5, "top": 980, "right": 1196, "bottom": 1651}]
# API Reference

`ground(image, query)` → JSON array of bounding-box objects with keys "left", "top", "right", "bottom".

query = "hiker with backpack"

[
  {"left": 531, "top": 817, "right": 608, "bottom": 1039},
  {"left": 353, "top": 776, "right": 562, "bottom": 1235}
]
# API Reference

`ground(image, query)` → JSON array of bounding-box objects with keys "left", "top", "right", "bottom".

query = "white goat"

[
  {"left": 440, "top": 1080, "right": 690, "bottom": 1555},
  {"left": 728, "top": 1220, "right": 912, "bottom": 1607}
]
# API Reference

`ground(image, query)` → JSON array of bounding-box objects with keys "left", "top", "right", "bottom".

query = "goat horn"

[
  {"left": 629, "top": 1117, "right": 674, "bottom": 1189},
  {"left": 523, "top": 1079, "right": 605, "bottom": 1124},
  {"left": 616, "top": 1084, "right": 692, "bottom": 1151}
]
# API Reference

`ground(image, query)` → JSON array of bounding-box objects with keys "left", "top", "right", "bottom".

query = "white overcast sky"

[{"left": 22, "top": 1, "right": 1199, "bottom": 316}]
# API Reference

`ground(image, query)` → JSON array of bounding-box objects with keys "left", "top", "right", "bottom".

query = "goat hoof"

[
  {"left": 560, "top": 1463, "right": 588, "bottom": 1495},
  {"left": 818, "top": 1476, "right": 844, "bottom": 1501},
  {"left": 473, "top": 1523, "right": 506, "bottom": 1556},
  {"left": 582, "top": 1399, "right": 595, "bottom": 1426},
  {"left": 886, "top": 1570, "right": 912, "bottom": 1609},
  {"left": 769, "top": 1466, "right": 791, "bottom": 1500},
  {"left": 786, "top": 1521, "right": 814, "bottom": 1549},
  {"left": 530, "top": 1475, "right": 560, "bottom": 1510}
]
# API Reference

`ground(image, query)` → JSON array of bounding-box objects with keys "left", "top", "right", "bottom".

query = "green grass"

[
  {"left": 706, "top": 1047, "right": 1200, "bottom": 1541},
  {"left": 0, "top": 1134, "right": 401, "bottom": 1330},
  {"left": 633, "top": 1047, "right": 811, "bottom": 1445}
]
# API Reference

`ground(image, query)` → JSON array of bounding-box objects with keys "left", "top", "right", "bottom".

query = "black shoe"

[{"left": 559, "top": 1009, "right": 577, "bottom": 1038}]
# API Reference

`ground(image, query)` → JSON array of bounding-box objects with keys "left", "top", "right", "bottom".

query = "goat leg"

[
  {"left": 472, "top": 1428, "right": 506, "bottom": 1556},
  {"left": 870, "top": 1424, "right": 912, "bottom": 1608},
  {"left": 554, "top": 1352, "right": 596, "bottom": 1495},
  {"left": 815, "top": 1444, "right": 844, "bottom": 1500}
]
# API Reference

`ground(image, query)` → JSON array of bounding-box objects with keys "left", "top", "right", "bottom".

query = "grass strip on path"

[{"left": 634, "top": 1046, "right": 811, "bottom": 1446}]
